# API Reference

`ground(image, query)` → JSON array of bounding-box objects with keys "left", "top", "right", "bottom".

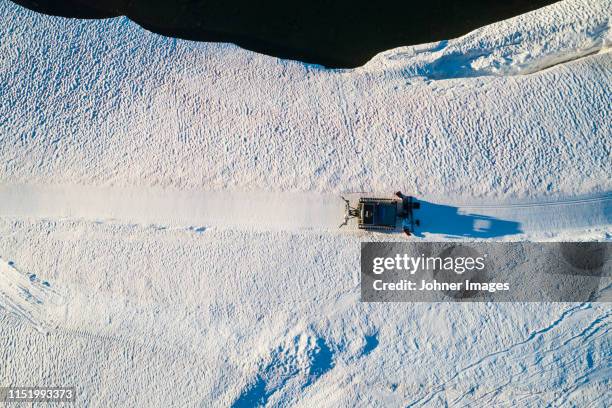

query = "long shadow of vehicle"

[{"left": 414, "top": 200, "right": 522, "bottom": 238}]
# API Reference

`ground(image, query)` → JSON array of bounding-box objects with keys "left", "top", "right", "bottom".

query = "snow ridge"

[{"left": 366, "top": 0, "right": 611, "bottom": 79}]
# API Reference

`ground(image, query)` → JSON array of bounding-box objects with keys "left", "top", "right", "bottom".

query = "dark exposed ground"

[{"left": 12, "top": 0, "right": 559, "bottom": 67}]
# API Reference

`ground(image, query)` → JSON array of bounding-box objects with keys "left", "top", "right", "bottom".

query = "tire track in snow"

[
  {"left": 452, "top": 310, "right": 610, "bottom": 407},
  {"left": 406, "top": 302, "right": 605, "bottom": 407},
  {"left": 0, "top": 258, "right": 65, "bottom": 333}
]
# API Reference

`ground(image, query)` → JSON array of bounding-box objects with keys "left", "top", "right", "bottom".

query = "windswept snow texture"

[
  {"left": 0, "top": 258, "right": 64, "bottom": 333},
  {"left": 0, "top": 0, "right": 611, "bottom": 406},
  {"left": 1, "top": 0, "right": 611, "bottom": 198}
]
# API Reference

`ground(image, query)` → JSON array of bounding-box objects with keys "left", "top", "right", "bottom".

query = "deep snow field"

[{"left": 0, "top": 0, "right": 611, "bottom": 406}]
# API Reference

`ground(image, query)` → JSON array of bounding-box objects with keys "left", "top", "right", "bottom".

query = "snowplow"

[{"left": 339, "top": 192, "right": 420, "bottom": 235}]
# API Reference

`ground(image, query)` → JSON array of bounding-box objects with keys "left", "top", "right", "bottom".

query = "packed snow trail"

[
  {"left": 0, "top": 185, "right": 344, "bottom": 231},
  {"left": 0, "top": 186, "right": 609, "bottom": 237}
]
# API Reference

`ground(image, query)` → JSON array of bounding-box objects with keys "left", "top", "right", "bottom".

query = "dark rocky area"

[{"left": 12, "top": 0, "right": 559, "bottom": 67}]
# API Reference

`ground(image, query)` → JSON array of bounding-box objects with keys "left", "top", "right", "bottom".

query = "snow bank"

[{"left": 367, "top": 0, "right": 611, "bottom": 78}]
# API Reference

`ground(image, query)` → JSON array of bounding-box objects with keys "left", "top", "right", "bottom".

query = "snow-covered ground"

[{"left": 0, "top": 0, "right": 611, "bottom": 406}]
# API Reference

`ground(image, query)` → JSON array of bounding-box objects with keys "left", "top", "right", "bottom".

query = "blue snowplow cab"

[
  {"left": 340, "top": 195, "right": 419, "bottom": 232},
  {"left": 360, "top": 199, "right": 398, "bottom": 230}
]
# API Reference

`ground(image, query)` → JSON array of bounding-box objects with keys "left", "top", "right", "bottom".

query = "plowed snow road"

[{"left": 0, "top": 186, "right": 609, "bottom": 237}]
